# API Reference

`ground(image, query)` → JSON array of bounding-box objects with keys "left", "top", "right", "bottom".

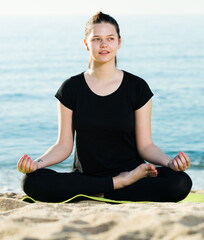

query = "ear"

[
  {"left": 117, "top": 37, "right": 122, "bottom": 50},
  {"left": 84, "top": 39, "right": 89, "bottom": 51}
]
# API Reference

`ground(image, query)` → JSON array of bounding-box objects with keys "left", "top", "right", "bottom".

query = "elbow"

[
  {"left": 55, "top": 142, "right": 73, "bottom": 158},
  {"left": 137, "top": 141, "right": 154, "bottom": 157}
]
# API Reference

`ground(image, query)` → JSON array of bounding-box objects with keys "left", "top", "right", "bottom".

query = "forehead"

[{"left": 89, "top": 22, "right": 117, "bottom": 36}]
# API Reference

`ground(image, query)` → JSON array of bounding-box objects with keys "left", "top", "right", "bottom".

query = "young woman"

[{"left": 17, "top": 12, "right": 192, "bottom": 203}]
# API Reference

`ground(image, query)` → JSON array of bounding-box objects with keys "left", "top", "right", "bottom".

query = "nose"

[{"left": 100, "top": 39, "right": 108, "bottom": 47}]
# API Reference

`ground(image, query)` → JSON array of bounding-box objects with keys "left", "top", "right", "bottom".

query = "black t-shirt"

[{"left": 55, "top": 70, "right": 154, "bottom": 177}]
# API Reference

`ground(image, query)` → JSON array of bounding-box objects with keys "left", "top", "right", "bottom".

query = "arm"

[
  {"left": 135, "top": 98, "right": 190, "bottom": 171},
  {"left": 18, "top": 101, "right": 75, "bottom": 173}
]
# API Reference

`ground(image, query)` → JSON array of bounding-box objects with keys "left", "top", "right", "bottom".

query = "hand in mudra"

[
  {"left": 17, "top": 154, "right": 37, "bottom": 174},
  {"left": 168, "top": 151, "right": 191, "bottom": 171}
]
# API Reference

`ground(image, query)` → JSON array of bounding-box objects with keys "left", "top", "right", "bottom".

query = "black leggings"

[{"left": 21, "top": 167, "right": 192, "bottom": 203}]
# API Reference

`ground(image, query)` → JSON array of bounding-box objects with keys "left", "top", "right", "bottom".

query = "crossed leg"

[
  {"left": 104, "top": 167, "right": 192, "bottom": 202},
  {"left": 21, "top": 166, "right": 192, "bottom": 203}
]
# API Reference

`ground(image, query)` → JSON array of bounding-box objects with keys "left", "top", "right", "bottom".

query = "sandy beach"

[{"left": 1, "top": 190, "right": 204, "bottom": 240}]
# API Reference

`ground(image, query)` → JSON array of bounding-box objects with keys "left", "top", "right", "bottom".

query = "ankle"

[{"left": 112, "top": 175, "right": 127, "bottom": 190}]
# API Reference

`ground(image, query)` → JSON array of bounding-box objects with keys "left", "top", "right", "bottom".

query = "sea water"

[{"left": 0, "top": 15, "right": 204, "bottom": 192}]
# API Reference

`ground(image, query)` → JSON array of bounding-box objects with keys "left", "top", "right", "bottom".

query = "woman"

[{"left": 17, "top": 12, "right": 192, "bottom": 203}]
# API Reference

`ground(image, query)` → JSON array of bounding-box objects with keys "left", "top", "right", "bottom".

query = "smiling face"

[{"left": 84, "top": 22, "right": 121, "bottom": 66}]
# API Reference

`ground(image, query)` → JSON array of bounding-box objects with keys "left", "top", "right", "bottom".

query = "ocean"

[{"left": 0, "top": 15, "right": 204, "bottom": 193}]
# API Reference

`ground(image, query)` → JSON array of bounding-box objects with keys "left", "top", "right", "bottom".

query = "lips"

[{"left": 99, "top": 51, "right": 110, "bottom": 54}]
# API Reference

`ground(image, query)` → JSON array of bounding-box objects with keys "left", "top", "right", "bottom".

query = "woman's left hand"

[{"left": 168, "top": 151, "right": 191, "bottom": 171}]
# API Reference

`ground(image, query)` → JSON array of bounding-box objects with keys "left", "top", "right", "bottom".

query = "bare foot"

[{"left": 113, "top": 163, "right": 158, "bottom": 190}]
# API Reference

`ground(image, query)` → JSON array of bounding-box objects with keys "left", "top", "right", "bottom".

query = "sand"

[{"left": 1, "top": 190, "right": 204, "bottom": 240}]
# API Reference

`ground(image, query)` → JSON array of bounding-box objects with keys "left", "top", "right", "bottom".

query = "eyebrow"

[{"left": 92, "top": 34, "right": 116, "bottom": 37}]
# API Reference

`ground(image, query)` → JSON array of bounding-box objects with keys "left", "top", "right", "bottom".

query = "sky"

[{"left": 0, "top": 0, "right": 204, "bottom": 16}]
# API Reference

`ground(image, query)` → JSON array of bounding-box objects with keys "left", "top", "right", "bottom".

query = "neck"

[{"left": 88, "top": 59, "right": 119, "bottom": 81}]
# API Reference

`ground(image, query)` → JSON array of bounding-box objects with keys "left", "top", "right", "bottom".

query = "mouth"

[{"left": 99, "top": 51, "right": 110, "bottom": 55}]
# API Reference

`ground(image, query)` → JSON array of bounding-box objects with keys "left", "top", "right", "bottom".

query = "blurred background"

[{"left": 0, "top": 0, "right": 204, "bottom": 192}]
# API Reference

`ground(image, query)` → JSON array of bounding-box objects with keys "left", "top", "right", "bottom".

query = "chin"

[{"left": 98, "top": 57, "right": 115, "bottom": 64}]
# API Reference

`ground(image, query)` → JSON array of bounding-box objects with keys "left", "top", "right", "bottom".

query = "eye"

[
  {"left": 92, "top": 37, "right": 100, "bottom": 41},
  {"left": 108, "top": 37, "right": 115, "bottom": 41}
]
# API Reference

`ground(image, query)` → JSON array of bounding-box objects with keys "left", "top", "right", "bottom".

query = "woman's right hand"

[{"left": 17, "top": 154, "right": 38, "bottom": 174}]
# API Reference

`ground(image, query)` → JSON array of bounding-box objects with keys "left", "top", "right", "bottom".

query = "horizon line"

[{"left": 0, "top": 13, "right": 204, "bottom": 17}]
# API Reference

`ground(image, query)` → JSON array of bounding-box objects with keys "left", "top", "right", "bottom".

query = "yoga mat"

[{"left": 22, "top": 192, "right": 204, "bottom": 204}]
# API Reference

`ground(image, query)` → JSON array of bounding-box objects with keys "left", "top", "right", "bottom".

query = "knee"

[
  {"left": 21, "top": 170, "right": 43, "bottom": 198},
  {"left": 21, "top": 172, "right": 35, "bottom": 196},
  {"left": 170, "top": 171, "right": 192, "bottom": 202}
]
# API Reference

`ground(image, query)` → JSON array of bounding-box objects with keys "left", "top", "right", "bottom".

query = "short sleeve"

[
  {"left": 55, "top": 78, "right": 74, "bottom": 110},
  {"left": 133, "top": 78, "right": 154, "bottom": 110}
]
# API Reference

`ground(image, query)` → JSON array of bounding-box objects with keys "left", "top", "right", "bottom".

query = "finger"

[
  {"left": 179, "top": 152, "right": 189, "bottom": 170},
  {"left": 24, "top": 157, "right": 31, "bottom": 173},
  {"left": 173, "top": 158, "right": 179, "bottom": 171},
  {"left": 175, "top": 156, "right": 185, "bottom": 171},
  {"left": 181, "top": 151, "right": 191, "bottom": 168},
  {"left": 17, "top": 156, "right": 24, "bottom": 171},
  {"left": 18, "top": 154, "right": 27, "bottom": 172},
  {"left": 25, "top": 156, "right": 33, "bottom": 173},
  {"left": 21, "top": 155, "right": 29, "bottom": 172},
  {"left": 174, "top": 157, "right": 184, "bottom": 171},
  {"left": 178, "top": 152, "right": 187, "bottom": 169},
  {"left": 22, "top": 159, "right": 31, "bottom": 174}
]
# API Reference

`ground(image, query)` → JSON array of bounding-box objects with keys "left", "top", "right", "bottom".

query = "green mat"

[{"left": 22, "top": 192, "right": 204, "bottom": 204}]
